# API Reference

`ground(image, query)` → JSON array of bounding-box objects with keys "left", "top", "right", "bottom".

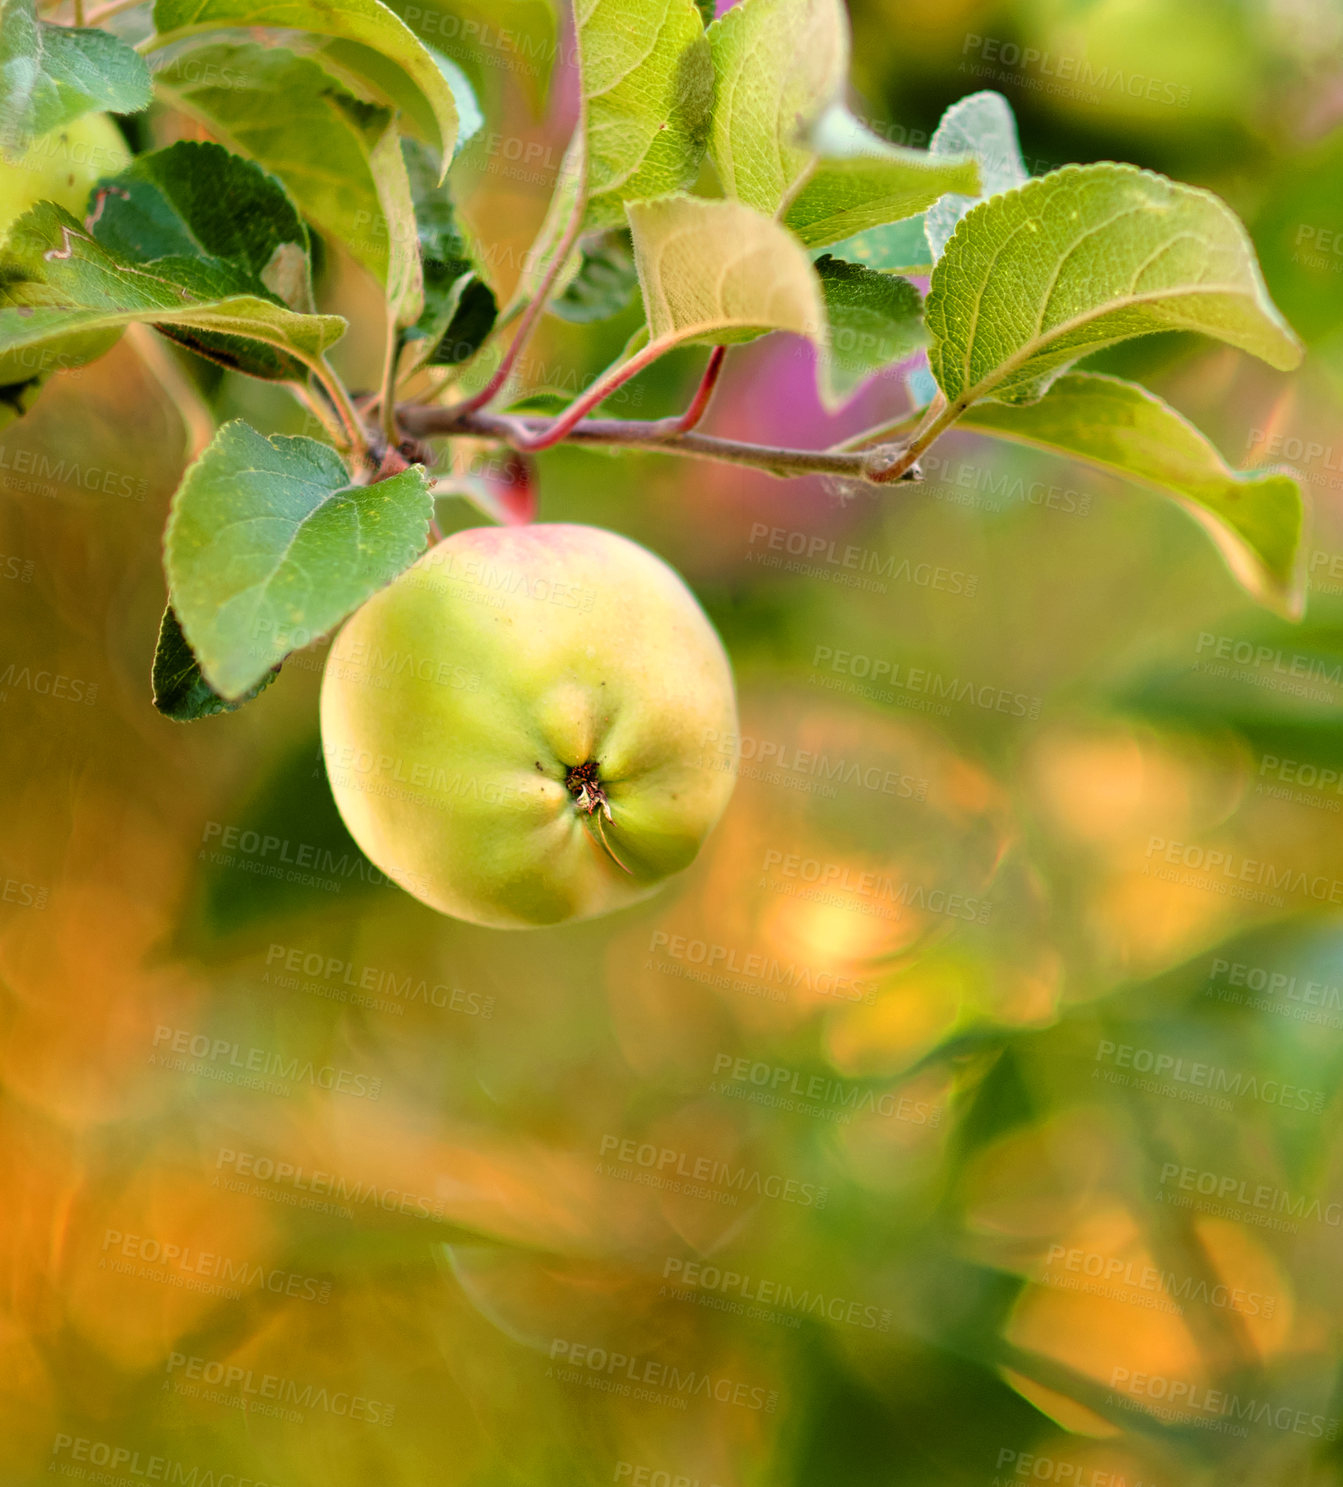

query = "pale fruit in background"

[
  {"left": 0, "top": 114, "right": 132, "bottom": 244},
  {"left": 320, "top": 524, "right": 739, "bottom": 928}
]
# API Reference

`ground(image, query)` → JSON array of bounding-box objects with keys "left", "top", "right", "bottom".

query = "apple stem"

[
  {"left": 487, "top": 337, "right": 670, "bottom": 453},
  {"left": 309, "top": 358, "right": 371, "bottom": 466},
  {"left": 566, "top": 763, "right": 633, "bottom": 874},
  {"left": 591, "top": 811, "right": 634, "bottom": 876},
  {"left": 673, "top": 346, "right": 726, "bottom": 434}
]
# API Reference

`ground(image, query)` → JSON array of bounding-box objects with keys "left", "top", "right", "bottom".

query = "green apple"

[
  {"left": 320, "top": 523, "right": 739, "bottom": 928},
  {"left": 0, "top": 116, "right": 132, "bottom": 395},
  {"left": 0, "top": 113, "right": 132, "bottom": 244}
]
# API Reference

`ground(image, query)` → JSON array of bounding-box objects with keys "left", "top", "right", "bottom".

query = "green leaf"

[
  {"left": 706, "top": 0, "right": 848, "bottom": 217},
  {"left": 551, "top": 229, "right": 639, "bottom": 323},
  {"left": 66, "top": 139, "right": 344, "bottom": 377},
  {"left": 1, "top": 0, "right": 151, "bottom": 153},
  {"left": 923, "top": 90, "right": 1026, "bottom": 262},
  {"left": 152, "top": 44, "right": 412, "bottom": 295},
  {"left": 0, "top": 196, "right": 345, "bottom": 383},
  {"left": 782, "top": 106, "right": 980, "bottom": 250},
  {"left": 960, "top": 372, "right": 1307, "bottom": 617},
  {"left": 401, "top": 137, "right": 497, "bottom": 367},
  {"left": 165, "top": 421, "right": 433, "bottom": 699},
  {"left": 815, "top": 254, "right": 925, "bottom": 406},
  {"left": 926, "top": 163, "right": 1304, "bottom": 409},
  {"left": 627, "top": 194, "right": 824, "bottom": 351},
  {"left": 152, "top": 603, "right": 280, "bottom": 720},
  {"left": 91, "top": 141, "right": 316, "bottom": 310},
  {"left": 431, "top": 48, "right": 482, "bottom": 150},
  {"left": 823, "top": 213, "right": 932, "bottom": 274},
  {"left": 576, "top": 0, "right": 715, "bottom": 229},
  {"left": 369, "top": 121, "right": 423, "bottom": 327},
  {"left": 0, "top": 0, "right": 42, "bottom": 157},
  {"left": 149, "top": 0, "right": 458, "bottom": 165}
]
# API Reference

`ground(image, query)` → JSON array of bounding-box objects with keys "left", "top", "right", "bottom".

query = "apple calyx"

[
  {"left": 565, "top": 760, "right": 633, "bottom": 876},
  {"left": 565, "top": 759, "right": 611, "bottom": 820}
]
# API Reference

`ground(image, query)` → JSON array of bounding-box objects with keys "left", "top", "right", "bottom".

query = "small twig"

[
  {"left": 312, "top": 359, "right": 371, "bottom": 465},
  {"left": 398, "top": 402, "right": 901, "bottom": 483},
  {"left": 377, "top": 318, "right": 402, "bottom": 447},
  {"left": 832, "top": 407, "right": 923, "bottom": 453},
  {"left": 73, "top": 0, "right": 85, "bottom": 23},
  {"left": 866, "top": 390, "right": 966, "bottom": 484}
]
